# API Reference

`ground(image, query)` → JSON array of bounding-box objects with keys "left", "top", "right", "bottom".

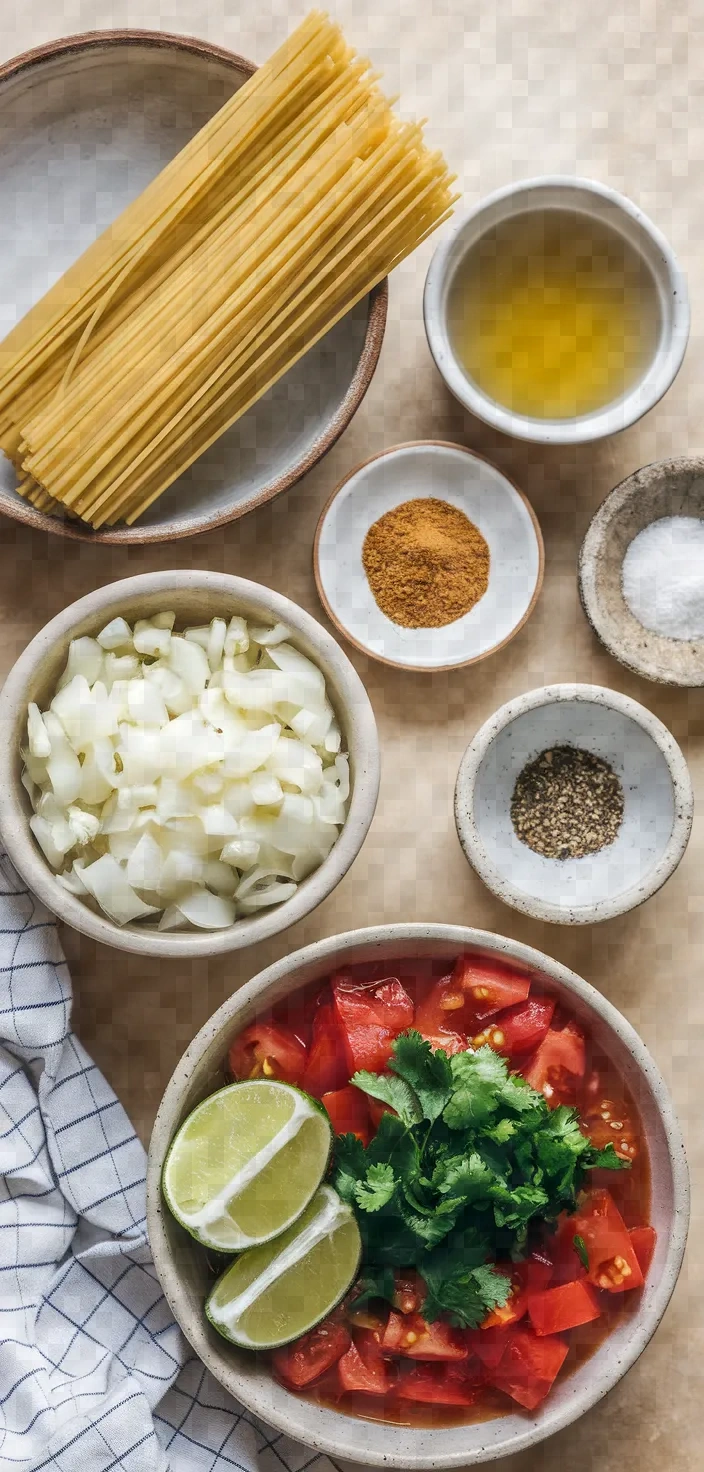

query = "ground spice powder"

[
  {"left": 511, "top": 745, "right": 624, "bottom": 861},
  {"left": 362, "top": 497, "right": 490, "bottom": 628}
]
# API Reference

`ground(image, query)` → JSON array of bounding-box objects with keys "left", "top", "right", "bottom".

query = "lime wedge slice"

[
  {"left": 205, "top": 1184, "right": 361, "bottom": 1348},
  {"left": 162, "top": 1080, "right": 332, "bottom": 1251}
]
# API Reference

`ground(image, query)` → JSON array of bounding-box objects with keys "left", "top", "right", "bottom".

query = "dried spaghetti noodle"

[{"left": 0, "top": 12, "right": 456, "bottom": 528}]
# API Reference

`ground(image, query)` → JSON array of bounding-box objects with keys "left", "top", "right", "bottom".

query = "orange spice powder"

[{"left": 362, "top": 497, "right": 490, "bottom": 628}]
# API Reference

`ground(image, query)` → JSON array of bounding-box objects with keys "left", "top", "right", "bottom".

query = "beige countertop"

[{"left": 0, "top": 2, "right": 700, "bottom": 1469}]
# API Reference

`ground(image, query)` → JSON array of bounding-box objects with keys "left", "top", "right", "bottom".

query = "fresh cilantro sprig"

[{"left": 332, "top": 1030, "right": 629, "bottom": 1329}]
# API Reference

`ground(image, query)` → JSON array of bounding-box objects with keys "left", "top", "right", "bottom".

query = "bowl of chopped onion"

[{"left": 0, "top": 571, "right": 380, "bottom": 956}]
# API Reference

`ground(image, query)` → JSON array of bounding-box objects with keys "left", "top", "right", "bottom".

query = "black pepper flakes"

[{"left": 510, "top": 745, "right": 624, "bottom": 861}]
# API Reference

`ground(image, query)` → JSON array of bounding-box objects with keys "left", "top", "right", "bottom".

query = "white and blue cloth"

[{"left": 0, "top": 848, "right": 338, "bottom": 1472}]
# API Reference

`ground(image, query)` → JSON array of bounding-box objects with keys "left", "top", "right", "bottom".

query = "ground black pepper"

[{"left": 510, "top": 745, "right": 624, "bottom": 860}]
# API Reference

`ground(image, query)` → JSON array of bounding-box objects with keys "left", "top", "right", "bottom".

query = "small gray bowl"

[
  {"left": 146, "top": 922, "right": 689, "bottom": 1468},
  {"left": 0, "top": 571, "right": 380, "bottom": 958},
  {"left": 579, "top": 455, "right": 704, "bottom": 685},
  {"left": 454, "top": 684, "right": 693, "bottom": 925}
]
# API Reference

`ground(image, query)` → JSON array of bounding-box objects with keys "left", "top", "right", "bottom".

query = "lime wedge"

[
  {"left": 205, "top": 1184, "right": 361, "bottom": 1348},
  {"left": 162, "top": 1080, "right": 332, "bottom": 1251}
]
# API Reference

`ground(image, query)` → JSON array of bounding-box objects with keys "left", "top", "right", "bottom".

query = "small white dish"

[
  {"left": 313, "top": 441, "right": 543, "bottom": 671},
  {"left": 454, "top": 684, "right": 693, "bottom": 925},
  {"left": 424, "top": 176, "right": 690, "bottom": 445}
]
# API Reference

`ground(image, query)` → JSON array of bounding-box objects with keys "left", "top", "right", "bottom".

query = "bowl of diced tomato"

[{"left": 146, "top": 924, "right": 689, "bottom": 1468}]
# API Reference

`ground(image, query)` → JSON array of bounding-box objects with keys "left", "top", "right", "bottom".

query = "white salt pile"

[{"left": 622, "top": 515, "right": 704, "bottom": 640}]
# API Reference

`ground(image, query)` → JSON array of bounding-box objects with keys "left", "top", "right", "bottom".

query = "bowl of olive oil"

[{"left": 424, "top": 177, "right": 689, "bottom": 444}]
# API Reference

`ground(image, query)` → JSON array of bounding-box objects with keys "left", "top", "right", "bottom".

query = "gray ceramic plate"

[{"left": 0, "top": 32, "right": 387, "bottom": 544}]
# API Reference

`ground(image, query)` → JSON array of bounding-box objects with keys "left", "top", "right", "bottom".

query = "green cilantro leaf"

[
  {"left": 443, "top": 1046, "right": 509, "bottom": 1129},
  {"left": 332, "top": 1131, "right": 368, "bottom": 1204},
  {"left": 354, "top": 1162, "right": 397, "bottom": 1213},
  {"left": 573, "top": 1234, "right": 589, "bottom": 1270},
  {"left": 423, "top": 1256, "right": 513, "bottom": 1329},
  {"left": 432, "top": 1151, "right": 496, "bottom": 1204},
  {"left": 399, "top": 1194, "right": 460, "bottom": 1248},
  {"left": 491, "top": 1183, "right": 550, "bottom": 1230},
  {"left": 351, "top": 1069, "right": 423, "bottom": 1128},
  {"left": 584, "top": 1143, "right": 631, "bottom": 1171},
  {"left": 366, "top": 1111, "right": 421, "bottom": 1175},
  {"left": 389, "top": 1030, "right": 453, "bottom": 1121}
]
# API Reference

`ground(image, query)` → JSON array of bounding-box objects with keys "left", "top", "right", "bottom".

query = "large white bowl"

[
  {"left": 146, "top": 923, "right": 689, "bottom": 1468},
  {"left": 0, "top": 571, "right": 380, "bottom": 958}
]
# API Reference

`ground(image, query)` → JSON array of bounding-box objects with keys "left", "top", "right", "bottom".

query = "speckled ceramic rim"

[
  {"left": 0, "top": 30, "right": 388, "bottom": 546},
  {"left": 454, "top": 683, "right": 694, "bottom": 925},
  {"left": 0, "top": 571, "right": 380, "bottom": 957},
  {"left": 146, "top": 922, "right": 690, "bottom": 1467},
  {"left": 312, "top": 440, "right": 545, "bottom": 672},
  {"left": 423, "top": 175, "right": 690, "bottom": 445},
  {"left": 578, "top": 454, "right": 704, "bottom": 686}
]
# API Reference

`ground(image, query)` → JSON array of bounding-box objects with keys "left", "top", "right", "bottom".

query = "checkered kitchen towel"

[{"left": 0, "top": 848, "right": 339, "bottom": 1472}]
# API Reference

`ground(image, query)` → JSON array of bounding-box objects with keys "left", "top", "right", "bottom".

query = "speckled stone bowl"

[
  {"left": 579, "top": 456, "right": 704, "bottom": 685},
  {"left": 146, "top": 923, "right": 689, "bottom": 1469},
  {"left": 454, "top": 684, "right": 693, "bottom": 925}
]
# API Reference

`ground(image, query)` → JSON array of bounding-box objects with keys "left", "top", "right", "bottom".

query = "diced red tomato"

[
  {"left": 394, "top": 1361, "right": 482, "bottom": 1407},
  {"left": 465, "top": 1326, "right": 512, "bottom": 1370},
  {"left": 321, "top": 1086, "right": 370, "bottom": 1145},
  {"left": 489, "top": 1326, "right": 569, "bottom": 1410},
  {"left": 415, "top": 975, "right": 469, "bottom": 1040},
  {"left": 382, "top": 1311, "right": 468, "bottom": 1361},
  {"left": 338, "top": 1331, "right": 390, "bottom": 1395},
  {"left": 491, "top": 996, "right": 556, "bottom": 1056},
  {"left": 546, "top": 1215, "right": 589, "bottom": 1286},
  {"left": 228, "top": 1021, "right": 306, "bottom": 1086},
  {"left": 392, "top": 1270, "right": 427, "bottom": 1315},
  {"left": 629, "top": 1225, "right": 657, "bottom": 1277},
  {"left": 451, "top": 955, "right": 531, "bottom": 1019},
  {"left": 580, "top": 1092, "right": 639, "bottom": 1163},
  {"left": 301, "top": 1001, "right": 347, "bottom": 1097},
  {"left": 418, "top": 1031, "right": 468, "bottom": 1057},
  {"left": 480, "top": 1258, "right": 553, "bottom": 1329},
  {"left": 572, "top": 1190, "right": 644, "bottom": 1293},
  {"left": 521, "top": 1022, "right": 586, "bottom": 1105},
  {"left": 332, "top": 972, "right": 414, "bottom": 1074},
  {"left": 272, "top": 1318, "right": 350, "bottom": 1388},
  {"left": 528, "top": 1279, "right": 601, "bottom": 1336}
]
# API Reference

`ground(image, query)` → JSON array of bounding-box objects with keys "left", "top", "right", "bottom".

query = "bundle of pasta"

[{"left": 0, "top": 12, "right": 456, "bottom": 528}]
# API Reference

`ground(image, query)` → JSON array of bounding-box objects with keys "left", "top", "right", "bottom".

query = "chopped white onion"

[
  {"left": 97, "top": 617, "right": 133, "bottom": 652},
  {"left": 23, "top": 613, "right": 348, "bottom": 929},
  {"left": 134, "top": 620, "right": 171, "bottom": 658}
]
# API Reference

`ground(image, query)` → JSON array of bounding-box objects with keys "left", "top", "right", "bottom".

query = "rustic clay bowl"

[
  {"left": 579, "top": 455, "right": 704, "bottom": 685},
  {"left": 0, "top": 571, "right": 380, "bottom": 958},
  {"left": 0, "top": 31, "right": 386, "bottom": 544},
  {"left": 454, "top": 684, "right": 693, "bottom": 925},
  {"left": 146, "top": 922, "right": 689, "bottom": 1468}
]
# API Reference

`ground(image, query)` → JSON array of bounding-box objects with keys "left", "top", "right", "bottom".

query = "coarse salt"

[{"left": 621, "top": 515, "right": 704, "bottom": 641}]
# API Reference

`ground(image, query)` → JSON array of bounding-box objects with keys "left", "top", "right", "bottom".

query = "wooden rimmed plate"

[
  {"left": 313, "top": 441, "right": 544, "bottom": 672},
  {"left": 0, "top": 31, "right": 387, "bottom": 544}
]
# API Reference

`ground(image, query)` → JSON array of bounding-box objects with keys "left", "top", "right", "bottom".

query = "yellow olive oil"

[{"left": 448, "top": 209, "right": 661, "bottom": 419}]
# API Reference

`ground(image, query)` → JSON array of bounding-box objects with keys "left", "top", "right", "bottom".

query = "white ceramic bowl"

[
  {"left": 454, "top": 684, "right": 693, "bottom": 924},
  {"left": 0, "top": 32, "right": 386, "bottom": 544},
  {"left": 0, "top": 571, "right": 380, "bottom": 957},
  {"left": 314, "top": 441, "right": 544, "bottom": 671},
  {"left": 424, "top": 177, "right": 690, "bottom": 445},
  {"left": 146, "top": 923, "right": 689, "bottom": 1468}
]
